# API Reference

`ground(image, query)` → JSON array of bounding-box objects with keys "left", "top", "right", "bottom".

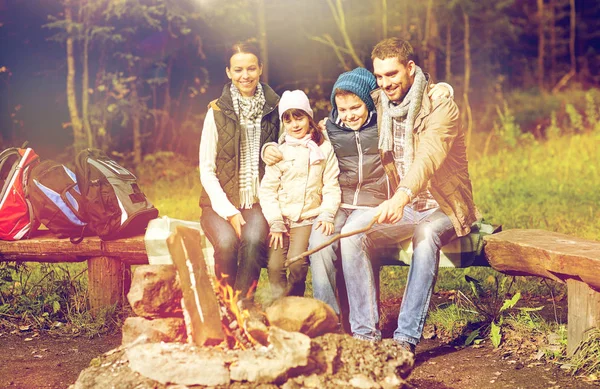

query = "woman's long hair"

[{"left": 281, "top": 108, "right": 324, "bottom": 145}]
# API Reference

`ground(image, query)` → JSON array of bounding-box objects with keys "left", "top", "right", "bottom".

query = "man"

[{"left": 340, "top": 38, "right": 480, "bottom": 355}]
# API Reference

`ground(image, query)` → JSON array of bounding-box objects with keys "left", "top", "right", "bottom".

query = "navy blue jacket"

[{"left": 326, "top": 111, "right": 390, "bottom": 207}]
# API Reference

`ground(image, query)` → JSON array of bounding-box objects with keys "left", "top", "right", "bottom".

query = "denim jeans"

[
  {"left": 341, "top": 206, "right": 456, "bottom": 345},
  {"left": 200, "top": 205, "right": 269, "bottom": 299},
  {"left": 267, "top": 224, "right": 312, "bottom": 299},
  {"left": 308, "top": 208, "right": 375, "bottom": 315}
]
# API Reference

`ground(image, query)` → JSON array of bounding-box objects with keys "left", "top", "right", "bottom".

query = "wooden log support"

[
  {"left": 484, "top": 229, "right": 600, "bottom": 354},
  {"left": 567, "top": 279, "right": 600, "bottom": 356},
  {"left": 87, "top": 256, "right": 126, "bottom": 314}
]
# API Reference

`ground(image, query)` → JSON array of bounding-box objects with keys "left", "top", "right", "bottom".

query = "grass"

[{"left": 2, "top": 90, "right": 600, "bottom": 370}]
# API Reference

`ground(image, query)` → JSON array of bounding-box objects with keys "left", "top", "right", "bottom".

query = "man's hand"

[
  {"left": 269, "top": 231, "right": 284, "bottom": 250},
  {"left": 428, "top": 83, "right": 452, "bottom": 100},
  {"left": 315, "top": 220, "right": 334, "bottom": 236},
  {"left": 263, "top": 145, "right": 283, "bottom": 166},
  {"left": 376, "top": 191, "right": 410, "bottom": 224},
  {"left": 228, "top": 213, "right": 246, "bottom": 238}
]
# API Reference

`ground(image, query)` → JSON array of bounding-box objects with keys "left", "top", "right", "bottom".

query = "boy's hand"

[
  {"left": 269, "top": 231, "right": 284, "bottom": 250},
  {"left": 263, "top": 145, "right": 283, "bottom": 166},
  {"left": 315, "top": 220, "right": 334, "bottom": 236}
]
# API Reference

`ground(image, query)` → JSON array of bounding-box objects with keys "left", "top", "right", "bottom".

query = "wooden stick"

[{"left": 284, "top": 215, "right": 379, "bottom": 268}]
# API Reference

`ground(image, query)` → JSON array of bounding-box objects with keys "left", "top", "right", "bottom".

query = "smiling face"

[
  {"left": 226, "top": 52, "right": 263, "bottom": 97},
  {"left": 373, "top": 57, "right": 415, "bottom": 103},
  {"left": 282, "top": 110, "right": 311, "bottom": 140},
  {"left": 335, "top": 92, "right": 369, "bottom": 131}
]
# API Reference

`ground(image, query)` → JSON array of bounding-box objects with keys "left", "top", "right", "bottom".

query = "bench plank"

[
  {"left": 0, "top": 231, "right": 147, "bottom": 263},
  {"left": 483, "top": 229, "right": 600, "bottom": 290}
]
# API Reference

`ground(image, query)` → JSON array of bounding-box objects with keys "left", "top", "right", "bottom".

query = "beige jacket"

[
  {"left": 373, "top": 85, "right": 481, "bottom": 237},
  {"left": 259, "top": 139, "right": 341, "bottom": 231}
]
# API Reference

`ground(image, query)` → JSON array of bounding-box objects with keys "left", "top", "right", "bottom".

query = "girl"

[
  {"left": 259, "top": 90, "right": 341, "bottom": 299},
  {"left": 199, "top": 40, "right": 280, "bottom": 302}
]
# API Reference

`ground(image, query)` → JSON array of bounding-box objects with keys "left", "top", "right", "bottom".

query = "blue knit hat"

[{"left": 330, "top": 67, "right": 377, "bottom": 113}]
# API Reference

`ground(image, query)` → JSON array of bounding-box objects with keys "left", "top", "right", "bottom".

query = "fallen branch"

[{"left": 284, "top": 215, "right": 379, "bottom": 268}]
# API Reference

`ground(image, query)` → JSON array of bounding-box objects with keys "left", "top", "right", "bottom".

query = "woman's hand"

[
  {"left": 269, "top": 231, "right": 284, "bottom": 250},
  {"left": 315, "top": 221, "right": 335, "bottom": 236},
  {"left": 228, "top": 213, "right": 246, "bottom": 238}
]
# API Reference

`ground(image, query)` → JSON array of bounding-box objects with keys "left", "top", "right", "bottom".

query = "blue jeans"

[
  {"left": 341, "top": 206, "right": 456, "bottom": 345},
  {"left": 200, "top": 205, "right": 269, "bottom": 299},
  {"left": 309, "top": 208, "right": 375, "bottom": 315}
]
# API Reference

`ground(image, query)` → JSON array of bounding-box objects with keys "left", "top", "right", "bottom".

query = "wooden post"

[
  {"left": 567, "top": 279, "right": 600, "bottom": 356},
  {"left": 87, "top": 256, "right": 125, "bottom": 314}
]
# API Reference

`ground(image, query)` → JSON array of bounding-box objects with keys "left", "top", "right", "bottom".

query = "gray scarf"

[
  {"left": 378, "top": 66, "right": 427, "bottom": 169},
  {"left": 230, "top": 82, "right": 266, "bottom": 209}
]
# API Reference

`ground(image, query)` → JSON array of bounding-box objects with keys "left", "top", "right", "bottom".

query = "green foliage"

[
  {"left": 427, "top": 302, "right": 482, "bottom": 340},
  {"left": 565, "top": 103, "right": 584, "bottom": 133},
  {"left": 570, "top": 328, "right": 600, "bottom": 377},
  {"left": 492, "top": 101, "right": 532, "bottom": 149}
]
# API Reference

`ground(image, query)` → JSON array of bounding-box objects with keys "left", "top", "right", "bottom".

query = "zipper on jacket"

[{"left": 353, "top": 132, "right": 363, "bottom": 205}]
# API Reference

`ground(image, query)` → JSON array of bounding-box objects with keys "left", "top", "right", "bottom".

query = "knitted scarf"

[
  {"left": 378, "top": 66, "right": 427, "bottom": 169},
  {"left": 230, "top": 82, "right": 266, "bottom": 209},
  {"left": 284, "top": 134, "right": 325, "bottom": 165}
]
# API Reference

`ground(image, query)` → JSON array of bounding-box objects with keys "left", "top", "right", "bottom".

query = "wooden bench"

[
  {"left": 484, "top": 229, "right": 600, "bottom": 356},
  {"left": 0, "top": 231, "right": 147, "bottom": 313},
  {"left": 1, "top": 227, "right": 598, "bottom": 356}
]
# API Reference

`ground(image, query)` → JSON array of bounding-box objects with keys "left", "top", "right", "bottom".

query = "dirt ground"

[
  {"left": 0, "top": 292, "right": 597, "bottom": 389},
  {"left": 0, "top": 329, "right": 596, "bottom": 389}
]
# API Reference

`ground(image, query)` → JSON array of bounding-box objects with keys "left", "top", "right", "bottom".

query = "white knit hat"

[{"left": 278, "top": 90, "right": 313, "bottom": 121}]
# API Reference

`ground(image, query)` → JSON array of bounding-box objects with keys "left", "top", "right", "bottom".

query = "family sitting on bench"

[{"left": 198, "top": 37, "right": 480, "bottom": 356}]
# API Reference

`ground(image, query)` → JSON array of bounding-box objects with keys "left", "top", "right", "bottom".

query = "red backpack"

[{"left": 0, "top": 147, "right": 40, "bottom": 240}]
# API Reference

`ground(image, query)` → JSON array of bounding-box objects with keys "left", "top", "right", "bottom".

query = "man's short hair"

[{"left": 371, "top": 38, "right": 415, "bottom": 65}]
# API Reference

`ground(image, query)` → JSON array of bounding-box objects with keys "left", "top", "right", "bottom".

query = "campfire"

[{"left": 71, "top": 226, "right": 414, "bottom": 388}]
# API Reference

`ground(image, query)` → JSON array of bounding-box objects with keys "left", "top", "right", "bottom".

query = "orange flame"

[{"left": 215, "top": 278, "right": 259, "bottom": 349}]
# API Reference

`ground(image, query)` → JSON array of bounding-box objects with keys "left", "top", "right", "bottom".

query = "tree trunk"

[
  {"left": 445, "top": 22, "right": 451, "bottom": 81},
  {"left": 131, "top": 82, "right": 142, "bottom": 165},
  {"left": 537, "top": 0, "right": 545, "bottom": 91},
  {"left": 65, "top": 0, "right": 85, "bottom": 153},
  {"left": 257, "top": 0, "right": 268, "bottom": 83},
  {"left": 427, "top": 3, "right": 438, "bottom": 81},
  {"left": 154, "top": 58, "right": 173, "bottom": 151},
  {"left": 569, "top": 0, "right": 576, "bottom": 75},
  {"left": 463, "top": 11, "right": 473, "bottom": 149},
  {"left": 82, "top": 27, "right": 94, "bottom": 148},
  {"left": 381, "top": 0, "right": 388, "bottom": 40},
  {"left": 549, "top": 0, "right": 557, "bottom": 86}
]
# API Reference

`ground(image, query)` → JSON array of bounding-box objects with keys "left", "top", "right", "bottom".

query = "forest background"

[
  {"left": 0, "top": 0, "right": 600, "bottom": 374},
  {"left": 1, "top": 0, "right": 599, "bottom": 163}
]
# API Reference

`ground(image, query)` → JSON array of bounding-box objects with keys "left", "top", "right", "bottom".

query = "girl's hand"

[
  {"left": 269, "top": 232, "right": 284, "bottom": 250},
  {"left": 315, "top": 221, "right": 335, "bottom": 236},
  {"left": 228, "top": 213, "right": 246, "bottom": 238}
]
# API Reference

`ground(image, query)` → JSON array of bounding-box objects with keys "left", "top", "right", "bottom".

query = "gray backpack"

[{"left": 74, "top": 149, "right": 158, "bottom": 240}]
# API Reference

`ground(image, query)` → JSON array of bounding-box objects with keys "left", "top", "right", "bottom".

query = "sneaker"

[{"left": 395, "top": 339, "right": 416, "bottom": 356}]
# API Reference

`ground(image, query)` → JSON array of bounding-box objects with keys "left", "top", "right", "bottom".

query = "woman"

[{"left": 199, "top": 40, "right": 280, "bottom": 302}]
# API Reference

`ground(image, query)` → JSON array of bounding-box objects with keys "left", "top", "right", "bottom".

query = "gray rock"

[
  {"left": 230, "top": 327, "right": 313, "bottom": 383},
  {"left": 126, "top": 342, "right": 231, "bottom": 386},
  {"left": 127, "top": 265, "right": 182, "bottom": 318},
  {"left": 121, "top": 316, "right": 186, "bottom": 346}
]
